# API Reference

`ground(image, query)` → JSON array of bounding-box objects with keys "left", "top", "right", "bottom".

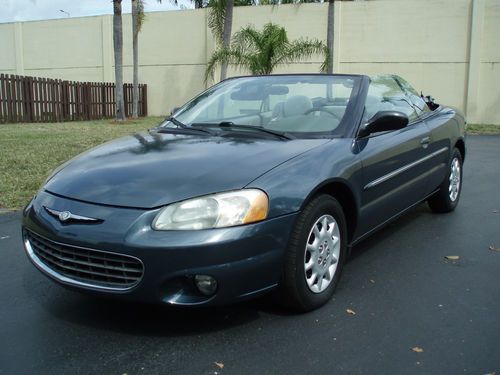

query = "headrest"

[{"left": 284, "top": 96, "right": 313, "bottom": 117}]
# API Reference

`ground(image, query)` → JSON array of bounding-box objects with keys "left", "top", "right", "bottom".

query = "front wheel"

[
  {"left": 279, "top": 194, "right": 347, "bottom": 312},
  {"left": 428, "top": 148, "right": 463, "bottom": 213}
]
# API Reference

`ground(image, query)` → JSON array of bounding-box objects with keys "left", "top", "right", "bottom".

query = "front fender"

[{"left": 246, "top": 139, "right": 362, "bottom": 219}]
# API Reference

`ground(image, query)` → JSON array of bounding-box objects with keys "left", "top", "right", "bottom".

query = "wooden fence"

[{"left": 0, "top": 74, "right": 147, "bottom": 123}]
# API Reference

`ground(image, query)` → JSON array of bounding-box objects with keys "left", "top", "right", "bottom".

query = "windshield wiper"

[
  {"left": 156, "top": 116, "right": 214, "bottom": 135},
  {"left": 165, "top": 115, "right": 187, "bottom": 128},
  {"left": 191, "top": 122, "right": 294, "bottom": 140}
]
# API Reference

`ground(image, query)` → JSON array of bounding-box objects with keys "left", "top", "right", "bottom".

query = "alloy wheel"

[
  {"left": 304, "top": 214, "right": 341, "bottom": 293},
  {"left": 449, "top": 157, "right": 461, "bottom": 202}
]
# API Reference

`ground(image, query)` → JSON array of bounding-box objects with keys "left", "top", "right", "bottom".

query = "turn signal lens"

[{"left": 242, "top": 191, "right": 269, "bottom": 224}]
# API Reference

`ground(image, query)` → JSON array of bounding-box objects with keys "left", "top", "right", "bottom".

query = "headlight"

[{"left": 152, "top": 189, "right": 269, "bottom": 230}]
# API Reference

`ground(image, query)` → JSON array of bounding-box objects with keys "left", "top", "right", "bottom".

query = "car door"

[
  {"left": 354, "top": 76, "right": 433, "bottom": 238},
  {"left": 396, "top": 76, "right": 451, "bottom": 194}
]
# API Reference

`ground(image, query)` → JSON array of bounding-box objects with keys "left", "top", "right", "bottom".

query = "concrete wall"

[
  {"left": 477, "top": 0, "right": 500, "bottom": 125},
  {"left": 0, "top": 0, "right": 498, "bottom": 124}
]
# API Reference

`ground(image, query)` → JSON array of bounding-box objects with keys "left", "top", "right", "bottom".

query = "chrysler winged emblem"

[{"left": 44, "top": 207, "right": 103, "bottom": 223}]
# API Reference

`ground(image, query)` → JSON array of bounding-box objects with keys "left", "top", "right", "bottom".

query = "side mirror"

[{"left": 358, "top": 111, "right": 409, "bottom": 138}]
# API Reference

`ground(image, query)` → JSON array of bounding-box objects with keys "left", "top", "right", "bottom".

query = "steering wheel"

[{"left": 303, "top": 107, "right": 342, "bottom": 121}]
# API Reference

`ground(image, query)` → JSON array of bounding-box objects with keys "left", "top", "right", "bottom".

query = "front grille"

[{"left": 24, "top": 230, "right": 143, "bottom": 290}]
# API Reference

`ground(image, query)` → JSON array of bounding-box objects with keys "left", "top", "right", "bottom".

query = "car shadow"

[
  {"left": 23, "top": 203, "right": 433, "bottom": 337},
  {"left": 23, "top": 267, "right": 296, "bottom": 337}
]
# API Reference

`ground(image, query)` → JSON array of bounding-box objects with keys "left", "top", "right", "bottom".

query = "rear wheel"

[
  {"left": 428, "top": 148, "right": 463, "bottom": 213},
  {"left": 279, "top": 194, "right": 347, "bottom": 311}
]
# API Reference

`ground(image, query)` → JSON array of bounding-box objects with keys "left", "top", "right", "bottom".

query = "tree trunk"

[
  {"left": 113, "top": 0, "right": 126, "bottom": 121},
  {"left": 326, "top": 0, "right": 335, "bottom": 74},
  {"left": 132, "top": 0, "right": 139, "bottom": 119},
  {"left": 219, "top": 0, "right": 234, "bottom": 81}
]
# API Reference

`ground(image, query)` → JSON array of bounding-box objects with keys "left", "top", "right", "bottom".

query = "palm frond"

[
  {"left": 136, "top": 0, "right": 146, "bottom": 34},
  {"left": 261, "top": 24, "right": 288, "bottom": 72},
  {"left": 207, "top": 0, "right": 226, "bottom": 44},
  {"left": 234, "top": 0, "right": 255, "bottom": 5},
  {"left": 206, "top": 21, "right": 329, "bottom": 80},
  {"left": 277, "top": 38, "right": 329, "bottom": 72},
  {"left": 320, "top": 46, "right": 331, "bottom": 73},
  {"left": 156, "top": 0, "right": 178, "bottom": 4},
  {"left": 205, "top": 47, "right": 252, "bottom": 82},
  {"left": 232, "top": 26, "right": 263, "bottom": 54}
]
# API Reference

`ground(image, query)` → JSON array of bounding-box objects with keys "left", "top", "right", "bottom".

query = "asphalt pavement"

[{"left": 0, "top": 135, "right": 499, "bottom": 375}]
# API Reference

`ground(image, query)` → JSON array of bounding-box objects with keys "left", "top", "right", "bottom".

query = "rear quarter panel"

[{"left": 424, "top": 106, "right": 467, "bottom": 188}]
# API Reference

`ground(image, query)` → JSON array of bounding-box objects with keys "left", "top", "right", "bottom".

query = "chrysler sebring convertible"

[{"left": 22, "top": 74, "right": 466, "bottom": 311}]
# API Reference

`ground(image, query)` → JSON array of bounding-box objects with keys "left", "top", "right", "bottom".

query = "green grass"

[
  {"left": 0, "top": 117, "right": 164, "bottom": 210},
  {"left": 468, "top": 124, "right": 500, "bottom": 135}
]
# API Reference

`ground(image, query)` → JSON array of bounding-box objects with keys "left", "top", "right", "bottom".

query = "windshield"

[{"left": 164, "top": 75, "right": 361, "bottom": 138}]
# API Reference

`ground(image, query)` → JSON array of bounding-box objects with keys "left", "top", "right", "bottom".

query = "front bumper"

[{"left": 22, "top": 191, "right": 297, "bottom": 306}]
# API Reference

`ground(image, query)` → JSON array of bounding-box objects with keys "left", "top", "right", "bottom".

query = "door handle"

[{"left": 420, "top": 136, "right": 430, "bottom": 148}]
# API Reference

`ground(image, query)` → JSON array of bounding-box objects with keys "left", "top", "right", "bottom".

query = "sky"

[{"left": 0, "top": 0, "right": 195, "bottom": 24}]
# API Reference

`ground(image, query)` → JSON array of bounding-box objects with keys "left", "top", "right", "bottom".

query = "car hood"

[{"left": 44, "top": 132, "right": 330, "bottom": 209}]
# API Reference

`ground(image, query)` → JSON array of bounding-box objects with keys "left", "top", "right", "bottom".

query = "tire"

[
  {"left": 279, "top": 194, "right": 347, "bottom": 312},
  {"left": 428, "top": 148, "right": 463, "bottom": 213}
]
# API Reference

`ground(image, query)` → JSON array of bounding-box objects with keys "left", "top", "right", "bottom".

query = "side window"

[
  {"left": 364, "top": 76, "right": 418, "bottom": 123},
  {"left": 394, "top": 76, "right": 431, "bottom": 117}
]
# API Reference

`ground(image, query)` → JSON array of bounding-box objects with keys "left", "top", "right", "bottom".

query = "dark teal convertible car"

[{"left": 22, "top": 74, "right": 466, "bottom": 311}]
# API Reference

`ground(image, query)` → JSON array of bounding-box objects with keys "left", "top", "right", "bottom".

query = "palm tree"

[
  {"left": 131, "top": 0, "right": 145, "bottom": 119},
  {"left": 207, "top": 0, "right": 256, "bottom": 81},
  {"left": 326, "top": 0, "right": 334, "bottom": 73},
  {"left": 207, "top": 0, "right": 234, "bottom": 81},
  {"left": 219, "top": 0, "right": 233, "bottom": 80},
  {"left": 131, "top": 0, "right": 173, "bottom": 118},
  {"left": 205, "top": 23, "right": 329, "bottom": 81},
  {"left": 248, "top": 0, "right": 334, "bottom": 73},
  {"left": 113, "top": 0, "right": 125, "bottom": 121}
]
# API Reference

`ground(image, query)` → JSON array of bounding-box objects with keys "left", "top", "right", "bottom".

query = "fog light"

[{"left": 194, "top": 275, "right": 218, "bottom": 296}]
